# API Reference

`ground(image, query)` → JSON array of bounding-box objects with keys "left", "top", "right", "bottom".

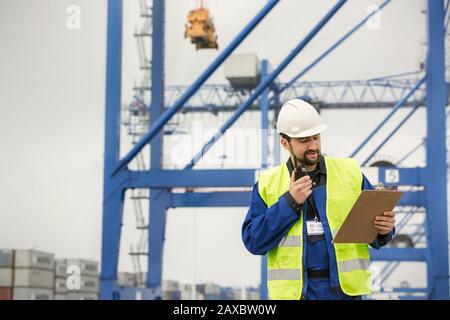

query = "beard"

[{"left": 301, "top": 150, "right": 321, "bottom": 166}]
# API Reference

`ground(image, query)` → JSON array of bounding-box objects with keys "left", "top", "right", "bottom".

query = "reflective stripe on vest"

[
  {"left": 258, "top": 156, "right": 372, "bottom": 300},
  {"left": 268, "top": 269, "right": 302, "bottom": 281},
  {"left": 339, "top": 259, "right": 371, "bottom": 273},
  {"left": 278, "top": 235, "right": 301, "bottom": 247}
]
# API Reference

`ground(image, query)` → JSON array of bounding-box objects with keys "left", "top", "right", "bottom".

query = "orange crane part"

[{"left": 184, "top": 5, "right": 218, "bottom": 50}]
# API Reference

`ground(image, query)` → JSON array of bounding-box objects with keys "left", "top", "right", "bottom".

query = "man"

[{"left": 242, "top": 98, "right": 395, "bottom": 300}]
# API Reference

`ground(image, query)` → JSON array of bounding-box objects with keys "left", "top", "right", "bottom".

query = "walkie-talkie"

[
  {"left": 291, "top": 155, "right": 316, "bottom": 223},
  {"left": 291, "top": 155, "right": 308, "bottom": 181},
  {"left": 294, "top": 164, "right": 308, "bottom": 181}
]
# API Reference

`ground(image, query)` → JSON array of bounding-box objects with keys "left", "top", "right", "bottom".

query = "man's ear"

[{"left": 280, "top": 137, "right": 289, "bottom": 151}]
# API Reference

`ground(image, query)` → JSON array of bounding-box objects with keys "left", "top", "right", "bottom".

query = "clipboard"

[{"left": 332, "top": 190, "right": 403, "bottom": 244}]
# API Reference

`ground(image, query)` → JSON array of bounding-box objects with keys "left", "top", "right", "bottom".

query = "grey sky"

[{"left": 0, "top": 0, "right": 431, "bottom": 289}]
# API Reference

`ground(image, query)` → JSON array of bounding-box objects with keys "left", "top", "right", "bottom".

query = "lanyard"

[{"left": 305, "top": 192, "right": 319, "bottom": 222}]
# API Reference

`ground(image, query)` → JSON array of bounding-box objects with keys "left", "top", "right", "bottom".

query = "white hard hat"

[{"left": 276, "top": 98, "right": 327, "bottom": 138}]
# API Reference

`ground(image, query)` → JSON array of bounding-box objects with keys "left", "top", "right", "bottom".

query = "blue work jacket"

[{"left": 242, "top": 166, "right": 394, "bottom": 299}]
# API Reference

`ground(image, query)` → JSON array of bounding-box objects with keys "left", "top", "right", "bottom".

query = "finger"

[
  {"left": 377, "top": 220, "right": 395, "bottom": 226},
  {"left": 292, "top": 187, "right": 312, "bottom": 198},
  {"left": 293, "top": 179, "right": 312, "bottom": 190},
  {"left": 375, "top": 216, "right": 395, "bottom": 223},
  {"left": 295, "top": 176, "right": 312, "bottom": 185},
  {"left": 374, "top": 221, "right": 394, "bottom": 228},
  {"left": 383, "top": 211, "right": 395, "bottom": 217},
  {"left": 374, "top": 225, "right": 392, "bottom": 232},
  {"left": 373, "top": 223, "right": 392, "bottom": 230},
  {"left": 293, "top": 175, "right": 310, "bottom": 185},
  {"left": 294, "top": 181, "right": 313, "bottom": 192},
  {"left": 297, "top": 178, "right": 312, "bottom": 187},
  {"left": 374, "top": 219, "right": 393, "bottom": 225},
  {"left": 291, "top": 170, "right": 296, "bottom": 183}
]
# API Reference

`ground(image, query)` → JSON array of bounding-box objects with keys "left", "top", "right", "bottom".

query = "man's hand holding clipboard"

[
  {"left": 332, "top": 189, "right": 401, "bottom": 244},
  {"left": 373, "top": 209, "right": 396, "bottom": 236}
]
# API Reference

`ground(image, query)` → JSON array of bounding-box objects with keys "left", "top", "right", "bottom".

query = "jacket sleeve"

[
  {"left": 362, "top": 174, "right": 395, "bottom": 249},
  {"left": 242, "top": 183, "right": 300, "bottom": 255}
]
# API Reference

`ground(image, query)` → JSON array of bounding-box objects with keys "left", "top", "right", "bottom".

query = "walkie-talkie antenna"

[
  {"left": 288, "top": 144, "right": 307, "bottom": 178},
  {"left": 288, "top": 145, "right": 299, "bottom": 171}
]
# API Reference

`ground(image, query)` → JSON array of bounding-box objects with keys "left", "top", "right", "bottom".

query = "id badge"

[{"left": 306, "top": 220, "right": 324, "bottom": 236}]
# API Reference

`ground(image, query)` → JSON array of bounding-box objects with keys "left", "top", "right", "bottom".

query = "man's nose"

[{"left": 307, "top": 141, "right": 318, "bottom": 150}]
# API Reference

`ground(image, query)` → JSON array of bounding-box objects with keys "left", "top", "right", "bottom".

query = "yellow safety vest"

[{"left": 258, "top": 156, "right": 371, "bottom": 300}]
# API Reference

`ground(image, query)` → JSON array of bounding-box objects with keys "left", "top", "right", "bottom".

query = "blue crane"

[{"left": 101, "top": 0, "right": 449, "bottom": 300}]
